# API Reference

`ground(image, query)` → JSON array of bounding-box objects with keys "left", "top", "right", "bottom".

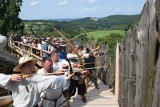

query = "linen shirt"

[
  {"left": 53, "top": 59, "right": 69, "bottom": 71},
  {"left": 37, "top": 69, "right": 69, "bottom": 107},
  {"left": 0, "top": 74, "right": 68, "bottom": 107}
]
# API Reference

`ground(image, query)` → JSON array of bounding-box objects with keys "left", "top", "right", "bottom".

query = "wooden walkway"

[{"left": 70, "top": 79, "right": 119, "bottom": 107}]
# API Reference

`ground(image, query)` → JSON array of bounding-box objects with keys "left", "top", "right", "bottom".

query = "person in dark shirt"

[
  {"left": 84, "top": 50, "right": 99, "bottom": 90},
  {"left": 58, "top": 43, "right": 67, "bottom": 60}
]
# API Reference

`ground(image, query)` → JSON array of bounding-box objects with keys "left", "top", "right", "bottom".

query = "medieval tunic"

[
  {"left": 0, "top": 74, "right": 69, "bottom": 107},
  {"left": 37, "top": 68, "right": 69, "bottom": 107}
]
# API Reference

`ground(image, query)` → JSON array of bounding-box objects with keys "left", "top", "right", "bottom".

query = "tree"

[{"left": 0, "top": 0, "right": 23, "bottom": 36}]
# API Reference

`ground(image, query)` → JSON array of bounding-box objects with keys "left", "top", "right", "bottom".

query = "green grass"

[
  {"left": 86, "top": 30, "right": 125, "bottom": 40},
  {"left": 75, "top": 29, "right": 125, "bottom": 41}
]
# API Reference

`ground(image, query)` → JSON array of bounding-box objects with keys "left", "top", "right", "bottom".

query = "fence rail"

[{"left": 8, "top": 41, "right": 51, "bottom": 66}]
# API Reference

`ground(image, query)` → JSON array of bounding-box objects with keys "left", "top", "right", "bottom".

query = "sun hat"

[{"left": 13, "top": 56, "right": 38, "bottom": 72}]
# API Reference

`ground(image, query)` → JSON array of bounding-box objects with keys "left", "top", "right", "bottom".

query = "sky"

[{"left": 19, "top": 0, "right": 147, "bottom": 20}]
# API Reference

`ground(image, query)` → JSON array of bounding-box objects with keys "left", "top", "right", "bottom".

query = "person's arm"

[
  {"left": 35, "top": 73, "right": 74, "bottom": 93},
  {"left": 37, "top": 69, "right": 45, "bottom": 76},
  {"left": 0, "top": 74, "right": 21, "bottom": 91},
  {"left": 10, "top": 74, "right": 22, "bottom": 81},
  {"left": 0, "top": 74, "right": 12, "bottom": 88},
  {"left": 82, "top": 53, "right": 90, "bottom": 58},
  {"left": 67, "top": 53, "right": 78, "bottom": 59}
]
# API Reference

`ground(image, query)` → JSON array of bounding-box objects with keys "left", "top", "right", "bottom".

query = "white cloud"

[
  {"left": 83, "top": 8, "right": 90, "bottom": 12},
  {"left": 30, "top": 1, "right": 39, "bottom": 6},
  {"left": 80, "top": 0, "right": 97, "bottom": 4},
  {"left": 82, "top": 6, "right": 98, "bottom": 12},
  {"left": 58, "top": 1, "right": 67, "bottom": 6},
  {"left": 88, "top": 0, "right": 97, "bottom": 4}
]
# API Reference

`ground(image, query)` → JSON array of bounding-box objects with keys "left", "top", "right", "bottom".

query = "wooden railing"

[{"left": 8, "top": 40, "right": 51, "bottom": 66}]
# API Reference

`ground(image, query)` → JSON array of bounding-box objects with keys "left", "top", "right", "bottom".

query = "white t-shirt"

[{"left": 53, "top": 59, "right": 69, "bottom": 71}]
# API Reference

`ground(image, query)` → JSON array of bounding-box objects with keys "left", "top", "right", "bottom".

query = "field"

[{"left": 79, "top": 30, "right": 125, "bottom": 40}]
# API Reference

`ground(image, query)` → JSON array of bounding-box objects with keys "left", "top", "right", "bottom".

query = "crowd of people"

[{"left": 1, "top": 34, "right": 108, "bottom": 107}]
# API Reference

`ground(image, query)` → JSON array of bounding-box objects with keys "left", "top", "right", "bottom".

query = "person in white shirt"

[
  {"left": 51, "top": 49, "right": 69, "bottom": 72},
  {"left": 67, "top": 47, "right": 88, "bottom": 103},
  {"left": 37, "top": 57, "right": 70, "bottom": 107},
  {"left": 37, "top": 39, "right": 42, "bottom": 50},
  {"left": 0, "top": 56, "right": 73, "bottom": 107}
]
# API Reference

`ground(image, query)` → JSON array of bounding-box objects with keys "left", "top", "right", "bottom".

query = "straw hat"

[{"left": 13, "top": 56, "right": 38, "bottom": 72}]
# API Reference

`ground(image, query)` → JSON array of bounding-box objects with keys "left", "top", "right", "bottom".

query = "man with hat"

[
  {"left": 58, "top": 42, "right": 68, "bottom": 60},
  {"left": 0, "top": 56, "right": 73, "bottom": 107},
  {"left": 37, "top": 57, "right": 69, "bottom": 107}
]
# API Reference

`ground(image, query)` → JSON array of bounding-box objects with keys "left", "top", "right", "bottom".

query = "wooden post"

[{"left": 115, "top": 43, "right": 120, "bottom": 101}]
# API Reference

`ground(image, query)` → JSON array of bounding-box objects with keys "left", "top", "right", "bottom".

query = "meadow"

[{"left": 86, "top": 30, "right": 125, "bottom": 40}]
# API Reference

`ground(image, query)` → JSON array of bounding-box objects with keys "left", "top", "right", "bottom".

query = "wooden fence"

[
  {"left": 7, "top": 40, "right": 51, "bottom": 67},
  {"left": 109, "top": 0, "right": 160, "bottom": 107}
]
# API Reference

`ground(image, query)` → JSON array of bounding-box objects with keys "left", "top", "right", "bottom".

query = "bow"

[
  {"left": 53, "top": 27, "right": 88, "bottom": 94},
  {"left": 30, "top": 28, "right": 73, "bottom": 74},
  {"left": 53, "top": 27, "right": 85, "bottom": 68},
  {"left": 30, "top": 28, "right": 75, "bottom": 107},
  {"left": 79, "top": 26, "right": 100, "bottom": 56}
]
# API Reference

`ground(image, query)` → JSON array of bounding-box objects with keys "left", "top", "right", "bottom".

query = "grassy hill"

[
  {"left": 22, "top": 14, "right": 138, "bottom": 55},
  {"left": 70, "top": 14, "right": 139, "bottom": 30},
  {"left": 23, "top": 14, "right": 139, "bottom": 38}
]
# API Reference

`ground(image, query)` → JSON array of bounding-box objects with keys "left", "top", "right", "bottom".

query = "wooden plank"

[
  {"left": 135, "top": 1, "right": 156, "bottom": 107},
  {"left": 115, "top": 44, "right": 120, "bottom": 101},
  {"left": 127, "top": 26, "right": 136, "bottom": 107},
  {"left": 70, "top": 79, "right": 119, "bottom": 107}
]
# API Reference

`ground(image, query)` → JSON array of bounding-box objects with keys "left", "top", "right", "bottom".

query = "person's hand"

[
  {"left": 56, "top": 69, "right": 63, "bottom": 72},
  {"left": 66, "top": 73, "right": 74, "bottom": 80},
  {"left": 81, "top": 70, "right": 88, "bottom": 75},
  {"left": 62, "top": 64, "right": 68, "bottom": 69},
  {"left": 54, "top": 69, "right": 65, "bottom": 75},
  {"left": 72, "top": 63, "right": 81, "bottom": 68},
  {"left": 10, "top": 74, "right": 22, "bottom": 81}
]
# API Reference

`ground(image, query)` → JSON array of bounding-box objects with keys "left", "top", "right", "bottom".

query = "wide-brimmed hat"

[{"left": 13, "top": 56, "right": 38, "bottom": 72}]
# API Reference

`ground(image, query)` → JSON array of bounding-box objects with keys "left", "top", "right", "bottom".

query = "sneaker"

[{"left": 82, "top": 96, "right": 87, "bottom": 103}]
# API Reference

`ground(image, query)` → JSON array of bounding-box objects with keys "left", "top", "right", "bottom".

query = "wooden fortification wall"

[{"left": 109, "top": 0, "right": 160, "bottom": 107}]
